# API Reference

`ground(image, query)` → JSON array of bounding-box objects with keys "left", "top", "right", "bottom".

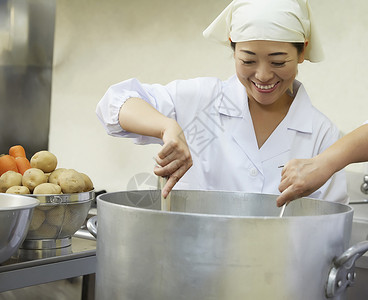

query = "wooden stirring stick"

[
  {"left": 279, "top": 203, "right": 287, "bottom": 217},
  {"left": 160, "top": 176, "right": 171, "bottom": 211}
]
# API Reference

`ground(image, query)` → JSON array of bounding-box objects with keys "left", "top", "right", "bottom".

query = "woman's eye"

[
  {"left": 240, "top": 59, "right": 254, "bottom": 65},
  {"left": 272, "top": 62, "right": 286, "bottom": 67}
]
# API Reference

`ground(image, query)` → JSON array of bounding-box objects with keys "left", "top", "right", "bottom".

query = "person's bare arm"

[
  {"left": 119, "top": 98, "right": 193, "bottom": 197},
  {"left": 277, "top": 124, "right": 368, "bottom": 206}
]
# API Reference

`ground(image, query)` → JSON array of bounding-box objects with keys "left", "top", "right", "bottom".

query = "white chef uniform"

[{"left": 96, "top": 75, "right": 348, "bottom": 204}]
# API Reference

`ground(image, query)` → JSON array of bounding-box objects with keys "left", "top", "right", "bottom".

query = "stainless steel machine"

[{"left": 0, "top": 0, "right": 55, "bottom": 157}]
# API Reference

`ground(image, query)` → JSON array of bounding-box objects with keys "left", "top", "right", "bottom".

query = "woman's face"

[{"left": 234, "top": 40, "right": 305, "bottom": 106}]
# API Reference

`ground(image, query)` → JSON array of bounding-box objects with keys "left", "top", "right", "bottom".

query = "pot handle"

[
  {"left": 86, "top": 215, "right": 98, "bottom": 238},
  {"left": 326, "top": 241, "right": 368, "bottom": 298}
]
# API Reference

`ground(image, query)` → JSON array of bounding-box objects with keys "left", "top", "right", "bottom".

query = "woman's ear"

[{"left": 298, "top": 41, "right": 308, "bottom": 63}]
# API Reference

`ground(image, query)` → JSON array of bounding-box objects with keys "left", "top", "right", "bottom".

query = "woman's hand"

[
  {"left": 118, "top": 98, "right": 193, "bottom": 197},
  {"left": 278, "top": 124, "right": 368, "bottom": 206},
  {"left": 277, "top": 157, "right": 333, "bottom": 207},
  {"left": 154, "top": 119, "right": 193, "bottom": 198}
]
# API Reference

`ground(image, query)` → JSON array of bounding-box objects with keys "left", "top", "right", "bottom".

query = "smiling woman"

[
  {"left": 233, "top": 40, "right": 303, "bottom": 147},
  {"left": 96, "top": 0, "right": 348, "bottom": 205}
]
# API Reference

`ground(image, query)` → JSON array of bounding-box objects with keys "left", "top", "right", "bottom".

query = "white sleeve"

[
  {"left": 96, "top": 78, "right": 177, "bottom": 145},
  {"left": 96, "top": 77, "right": 222, "bottom": 145}
]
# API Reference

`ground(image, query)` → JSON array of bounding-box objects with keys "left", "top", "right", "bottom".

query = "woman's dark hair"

[
  {"left": 230, "top": 41, "right": 305, "bottom": 55},
  {"left": 231, "top": 41, "right": 236, "bottom": 51},
  {"left": 291, "top": 42, "right": 305, "bottom": 55}
]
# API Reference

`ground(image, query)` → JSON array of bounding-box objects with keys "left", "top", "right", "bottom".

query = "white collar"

[{"left": 218, "top": 76, "right": 314, "bottom": 134}]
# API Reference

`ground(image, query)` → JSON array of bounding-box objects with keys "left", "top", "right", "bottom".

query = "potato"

[
  {"left": 46, "top": 205, "right": 65, "bottom": 226},
  {"left": 80, "top": 172, "right": 94, "bottom": 192},
  {"left": 58, "top": 169, "right": 85, "bottom": 194},
  {"left": 31, "top": 223, "right": 58, "bottom": 238},
  {"left": 48, "top": 168, "right": 66, "bottom": 185},
  {"left": 37, "top": 204, "right": 54, "bottom": 211},
  {"left": 22, "top": 168, "right": 47, "bottom": 192},
  {"left": 0, "top": 171, "right": 22, "bottom": 193},
  {"left": 44, "top": 172, "right": 51, "bottom": 182},
  {"left": 6, "top": 185, "right": 30, "bottom": 194},
  {"left": 28, "top": 209, "right": 46, "bottom": 231},
  {"left": 33, "top": 183, "right": 62, "bottom": 195},
  {"left": 62, "top": 205, "right": 88, "bottom": 234},
  {"left": 30, "top": 150, "right": 58, "bottom": 173}
]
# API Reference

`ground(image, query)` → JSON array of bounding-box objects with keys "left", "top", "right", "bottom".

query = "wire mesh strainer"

[{"left": 21, "top": 190, "right": 94, "bottom": 249}]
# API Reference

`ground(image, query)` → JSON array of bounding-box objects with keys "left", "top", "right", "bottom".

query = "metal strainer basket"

[{"left": 21, "top": 190, "right": 94, "bottom": 249}]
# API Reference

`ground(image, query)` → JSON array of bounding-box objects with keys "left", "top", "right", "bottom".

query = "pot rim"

[{"left": 97, "top": 190, "right": 353, "bottom": 220}]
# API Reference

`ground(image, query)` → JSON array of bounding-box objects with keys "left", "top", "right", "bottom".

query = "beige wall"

[{"left": 50, "top": 0, "right": 368, "bottom": 192}]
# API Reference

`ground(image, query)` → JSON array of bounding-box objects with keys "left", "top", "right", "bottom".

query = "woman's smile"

[
  {"left": 252, "top": 81, "right": 280, "bottom": 93},
  {"left": 234, "top": 40, "right": 303, "bottom": 106}
]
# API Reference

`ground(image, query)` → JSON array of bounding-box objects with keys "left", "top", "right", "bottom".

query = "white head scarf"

[{"left": 203, "top": 0, "right": 324, "bottom": 62}]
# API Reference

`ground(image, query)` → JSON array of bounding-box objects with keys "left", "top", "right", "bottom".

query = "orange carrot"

[
  {"left": 9, "top": 145, "right": 26, "bottom": 158},
  {"left": 0, "top": 155, "right": 19, "bottom": 175},
  {"left": 15, "top": 156, "right": 31, "bottom": 175}
]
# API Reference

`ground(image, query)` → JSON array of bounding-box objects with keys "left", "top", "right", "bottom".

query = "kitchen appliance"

[
  {"left": 0, "top": 193, "right": 39, "bottom": 263},
  {"left": 0, "top": 0, "right": 56, "bottom": 157},
  {"left": 89, "top": 190, "right": 368, "bottom": 300}
]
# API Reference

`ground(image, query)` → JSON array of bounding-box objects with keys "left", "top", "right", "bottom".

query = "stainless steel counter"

[{"left": 0, "top": 235, "right": 96, "bottom": 298}]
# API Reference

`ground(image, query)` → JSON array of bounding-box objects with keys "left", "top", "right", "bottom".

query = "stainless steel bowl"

[
  {"left": 21, "top": 190, "right": 94, "bottom": 249},
  {"left": 0, "top": 193, "right": 39, "bottom": 263}
]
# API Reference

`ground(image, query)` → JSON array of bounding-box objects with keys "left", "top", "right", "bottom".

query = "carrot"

[
  {"left": 0, "top": 155, "right": 19, "bottom": 175},
  {"left": 9, "top": 145, "right": 26, "bottom": 158},
  {"left": 15, "top": 156, "right": 31, "bottom": 175}
]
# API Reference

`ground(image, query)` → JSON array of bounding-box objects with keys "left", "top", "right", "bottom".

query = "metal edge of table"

[
  {"left": 0, "top": 246, "right": 96, "bottom": 271},
  {"left": 0, "top": 254, "right": 96, "bottom": 292},
  {"left": 0, "top": 236, "right": 96, "bottom": 293}
]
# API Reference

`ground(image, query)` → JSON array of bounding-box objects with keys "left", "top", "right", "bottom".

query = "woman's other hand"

[{"left": 277, "top": 157, "right": 332, "bottom": 207}]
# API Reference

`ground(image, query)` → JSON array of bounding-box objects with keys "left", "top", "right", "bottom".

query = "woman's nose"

[{"left": 255, "top": 63, "right": 273, "bottom": 82}]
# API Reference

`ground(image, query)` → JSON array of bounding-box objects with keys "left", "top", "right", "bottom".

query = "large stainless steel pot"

[{"left": 90, "top": 190, "right": 368, "bottom": 300}]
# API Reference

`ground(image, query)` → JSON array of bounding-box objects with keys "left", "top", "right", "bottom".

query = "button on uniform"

[{"left": 250, "top": 168, "right": 258, "bottom": 177}]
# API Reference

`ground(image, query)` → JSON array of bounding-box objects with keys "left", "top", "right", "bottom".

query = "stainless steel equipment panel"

[{"left": 0, "top": 0, "right": 56, "bottom": 157}]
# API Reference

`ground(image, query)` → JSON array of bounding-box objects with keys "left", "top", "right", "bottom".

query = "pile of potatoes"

[{"left": 0, "top": 150, "right": 93, "bottom": 195}]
